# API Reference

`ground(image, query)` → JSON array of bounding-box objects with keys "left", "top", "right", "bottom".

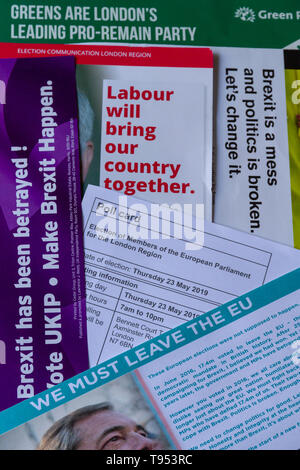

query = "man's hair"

[
  {"left": 77, "top": 89, "right": 95, "bottom": 155},
  {"left": 37, "top": 402, "right": 112, "bottom": 450}
]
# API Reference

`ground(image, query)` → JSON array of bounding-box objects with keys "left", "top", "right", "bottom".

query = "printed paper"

[
  {"left": 0, "top": 57, "right": 89, "bottom": 412},
  {"left": 82, "top": 185, "right": 300, "bottom": 366},
  {"left": 0, "top": 269, "right": 298, "bottom": 450},
  {"left": 100, "top": 78, "right": 209, "bottom": 211},
  {"left": 0, "top": 43, "right": 214, "bottom": 220},
  {"left": 213, "top": 47, "right": 299, "bottom": 247}
]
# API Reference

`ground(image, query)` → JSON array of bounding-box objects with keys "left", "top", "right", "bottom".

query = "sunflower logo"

[{"left": 235, "top": 7, "right": 256, "bottom": 23}]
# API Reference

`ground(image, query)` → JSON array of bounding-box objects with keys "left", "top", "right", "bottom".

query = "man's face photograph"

[{"left": 0, "top": 373, "right": 171, "bottom": 450}]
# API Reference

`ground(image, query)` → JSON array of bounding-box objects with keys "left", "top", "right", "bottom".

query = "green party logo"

[{"left": 234, "top": 7, "right": 256, "bottom": 22}]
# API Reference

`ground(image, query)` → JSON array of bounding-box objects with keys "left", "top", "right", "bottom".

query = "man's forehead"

[{"left": 75, "top": 409, "right": 138, "bottom": 435}]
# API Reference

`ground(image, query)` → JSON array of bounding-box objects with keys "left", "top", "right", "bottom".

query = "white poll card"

[{"left": 82, "top": 186, "right": 300, "bottom": 366}]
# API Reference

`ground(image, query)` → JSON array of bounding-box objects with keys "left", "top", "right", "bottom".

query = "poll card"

[
  {"left": 82, "top": 185, "right": 300, "bottom": 366},
  {"left": 0, "top": 57, "right": 89, "bottom": 412}
]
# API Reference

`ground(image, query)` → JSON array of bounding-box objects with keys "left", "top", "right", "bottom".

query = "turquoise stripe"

[{"left": 0, "top": 268, "right": 299, "bottom": 436}]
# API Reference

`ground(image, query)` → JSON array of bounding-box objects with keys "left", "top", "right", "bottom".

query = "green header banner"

[{"left": 1, "top": 0, "right": 300, "bottom": 48}]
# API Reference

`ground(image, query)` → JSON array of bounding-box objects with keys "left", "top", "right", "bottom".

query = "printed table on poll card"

[{"left": 82, "top": 186, "right": 300, "bottom": 366}]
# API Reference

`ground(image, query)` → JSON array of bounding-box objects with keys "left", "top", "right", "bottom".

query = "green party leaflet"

[{"left": 1, "top": 1, "right": 300, "bottom": 49}]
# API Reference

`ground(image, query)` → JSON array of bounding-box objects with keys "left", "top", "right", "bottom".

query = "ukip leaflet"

[{"left": 0, "top": 57, "right": 89, "bottom": 412}]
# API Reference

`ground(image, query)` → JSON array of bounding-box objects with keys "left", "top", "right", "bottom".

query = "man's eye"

[
  {"left": 109, "top": 435, "right": 122, "bottom": 442},
  {"left": 102, "top": 434, "right": 123, "bottom": 448}
]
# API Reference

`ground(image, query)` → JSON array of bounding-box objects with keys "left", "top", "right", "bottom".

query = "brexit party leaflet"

[
  {"left": 81, "top": 185, "right": 300, "bottom": 367},
  {"left": 0, "top": 268, "right": 298, "bottom": 450},
  {"left": 0, "top": 42, "right": 214, "bottom": 221},
  {"left": 212, "top": 47, "right": 300, "bottom": 248},
  {"left": 0, "top": 57, "right": 89, "bottom": 412}
]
